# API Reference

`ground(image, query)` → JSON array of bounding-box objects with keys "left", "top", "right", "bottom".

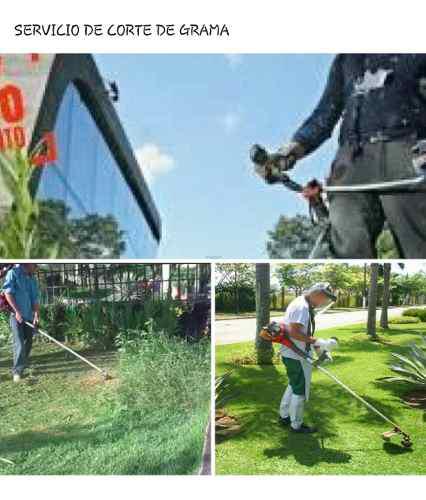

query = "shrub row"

[
  {"left": 402, "top": 307, "right": 426, "bottom": 322},
  {"left": 388, "top": 316, "right": 421, "bottom": 325}
]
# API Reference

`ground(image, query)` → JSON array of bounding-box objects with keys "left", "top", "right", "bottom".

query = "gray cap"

[{"left": 306, "top": 282, "right": 337, "bottom": 301}]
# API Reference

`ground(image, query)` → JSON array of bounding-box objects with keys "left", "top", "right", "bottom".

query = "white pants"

[
  {"left": 279, "top": 385, "right": 306, "bottom": 430},
  {"left": 279, "top": 358, "right": 313, "bottom": 430}
]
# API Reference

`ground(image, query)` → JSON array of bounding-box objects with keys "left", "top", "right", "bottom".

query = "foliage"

[
  {"left": 0, "top": 148, "right": 126, "bottom": 258},
  {"left": 0, "top": 149, "right": 58, "bottom": 258},
  {"left": 267, "top": 215, "right": 399, "bottom": 259},
  {"left": 0, "top": 314, "right": 10, "bottom": 345},
  {"left": 377, "top": 229, "right": 399, "bottom": 258},
  {"left": 388, "top": 316, "right": 421, "bottom": 325},
  {"left": 267, "top": 214, "right": 329, "bottom": 258},
  {"left": 37, "top": 200, "right": 126, "bottom": 258},
  {"left": 216, "top": 264, "right": 256, "bottom": 313},
  {"left": 40, "top": 298, "right": 185, "bottom": 350},
  {"left": 274, "top": 263, "right": 321, "bottom": 295},
  {"left": 116, "top": 332, "right": 210, "bottom": 425},
  {"left": 402, "top": 308, "right": 426, "bottom": 321},
  {"left": 379, "top": 336, "right": 426, "bottom": 388},
  {"left": 215, "top": 371, "right": 234, "bottom": 409}
]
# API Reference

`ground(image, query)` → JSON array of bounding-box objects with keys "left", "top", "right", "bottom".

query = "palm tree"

[
  {"left": 380, "top": 263, "right": 391, "bottom": 329},
  {"left": 367, "top": 263, "right": 379, "bottom": 340},
  {"left": 255, "top": 263, "right": 273, "bottom": 364}
]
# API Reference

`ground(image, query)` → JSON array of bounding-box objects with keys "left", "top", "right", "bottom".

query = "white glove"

[{"left": 314, "top": 338, "right": 338, "bottom": 363}]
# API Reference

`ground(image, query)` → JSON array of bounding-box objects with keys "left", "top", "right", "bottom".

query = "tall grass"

[
  {"left": 116, "top": 332, "right": 211, "bottom": 426},
  {"left": 0, "top": 314, "right": 10, "bottom": 345}
]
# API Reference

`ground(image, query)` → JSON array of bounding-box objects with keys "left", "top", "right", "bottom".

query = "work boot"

[
  {"left": 291, "top": 423, "right": 318, "bottom": 434},
  {"left": 13, "top": 374, "right": 22, "bottom": 383},
  {"left": 278, "top": 416, "right": 291, "bottom": 427}
]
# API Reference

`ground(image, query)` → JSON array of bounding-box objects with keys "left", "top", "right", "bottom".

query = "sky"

[{"left": 95, "top": 54, "right": 337, "bottom": 258}]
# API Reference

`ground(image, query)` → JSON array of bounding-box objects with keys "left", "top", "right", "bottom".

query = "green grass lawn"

[
  {"left": 0, "top": 337, "right": 210, "bottom": 475},
  {"left": 216, "top": 323, "right": 426, "bottom": 475}
]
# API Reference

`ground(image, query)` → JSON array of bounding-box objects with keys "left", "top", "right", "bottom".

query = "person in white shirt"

[{"left": 279, "top": 282, "right": 336, "bottom": 433}]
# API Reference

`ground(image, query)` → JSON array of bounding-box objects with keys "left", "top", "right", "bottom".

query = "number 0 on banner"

[{"left": 0, "top": 82, "right": 57, "bottom": 165}]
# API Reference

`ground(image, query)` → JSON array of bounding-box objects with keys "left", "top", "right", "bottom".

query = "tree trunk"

[
  {"left": 367, "top": 264, "right": 379, "bottom": 339},
  {"left": 255, "top": 263, "right": 273, "bottom": 364},
  {"left": 380, "top": 263, "right": 391, "bottom": 329}
]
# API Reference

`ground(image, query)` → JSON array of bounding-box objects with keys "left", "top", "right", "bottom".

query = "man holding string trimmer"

[
  {"left": 255, "top": 54, "right": 426, "bottom": 258},
  {"left": 2, "top": 264, "right": 40, "bottom": 382},
  {"left": 263, "top": 283, "right": 337, "bottom": 433}
]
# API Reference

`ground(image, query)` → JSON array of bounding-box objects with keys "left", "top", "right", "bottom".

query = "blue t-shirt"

[{"left": 2, "top": 265, "right": 39, "bottom": 321}]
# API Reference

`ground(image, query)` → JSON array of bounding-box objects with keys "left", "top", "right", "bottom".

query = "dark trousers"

[
  {"left": 10, "top": 315, "right": 34, "bottom": 375},
  {"left": 327, "top": 139, "right": 426, "bottom": 258}
]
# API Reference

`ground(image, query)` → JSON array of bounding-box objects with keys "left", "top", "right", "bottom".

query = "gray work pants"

[{"left": 327, "top": 138, "right": 426, "bottom": 258}]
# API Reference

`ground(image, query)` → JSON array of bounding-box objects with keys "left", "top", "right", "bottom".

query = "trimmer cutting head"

[
  {"left": 102, "top": 370, "right": 112, "bottom": 381},
  {"left": 382, "top": 428, "right": 413, "bottom": 448}
]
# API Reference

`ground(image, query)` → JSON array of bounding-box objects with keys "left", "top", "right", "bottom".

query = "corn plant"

[
  {"left": 0, "top": 148, "right": 58, "bottom": 258},
  {"left": 379, "top": 336, "right": 426, "bottom": 388}
]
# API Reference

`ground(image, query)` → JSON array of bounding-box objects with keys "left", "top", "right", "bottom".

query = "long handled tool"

[
  {"left": 312, "top": 361, "right": 412, "bottom": 448},
  {"left": 263, "top": 303, "right": 413, "bottom": 449},
  {"left": 25, "top": 322, "right": 111, "bottom": 380}
]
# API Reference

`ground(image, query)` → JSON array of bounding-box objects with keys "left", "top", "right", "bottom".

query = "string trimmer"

[
  {"left": 250, "top": 141, "right": 426, "bottom": 258},
  {"left": 262, "top": 321, "right": 413, "bottom": 449},
  {"left": 25, "top": 322, "right": 111, "bottom": 381}
]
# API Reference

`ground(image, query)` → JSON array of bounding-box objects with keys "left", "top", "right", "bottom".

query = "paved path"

[{"left": 215, "top": 307, "right": 408, "bottom": 345}]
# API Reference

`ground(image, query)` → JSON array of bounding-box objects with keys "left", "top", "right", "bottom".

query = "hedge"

[{"left": 388, "top": 316, "right": 421, "bottom": 325}]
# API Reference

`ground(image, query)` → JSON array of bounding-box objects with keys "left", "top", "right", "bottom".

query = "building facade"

[{"left": 0, "top": 54, "right": 161, "bottom": 257}]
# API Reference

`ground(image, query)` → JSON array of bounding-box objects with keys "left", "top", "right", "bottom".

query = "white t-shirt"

[{"left": 280, "top": 295, "right": 311, "bottom": 360}]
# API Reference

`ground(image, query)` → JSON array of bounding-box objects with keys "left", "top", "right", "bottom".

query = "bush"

[
  {"left": 40, "top": 298, "right": 185, "bottom": 350},
  {"left": 402, "top": 308, "right": 426, "bottom": 322},
  {"left": 379, "top": 336, "right": 426, "bottom": 389},
  {"left": 389, "top": 316, "right": 421, "bottom": 324}
]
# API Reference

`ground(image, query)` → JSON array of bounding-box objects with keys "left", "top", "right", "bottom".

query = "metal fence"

[{"left": 36, "top": 263, "right": 211, "bottom": 306}]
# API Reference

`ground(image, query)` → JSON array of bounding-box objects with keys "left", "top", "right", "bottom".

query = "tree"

[
  {"left": 215, "top": 264, "right": 255, "bottom": 313},
  {"left": 267, "top": 214, "right": 330, "bottom": 258},
  {"left": 367, "top": 264, "right": 379, "bottom": 340},
  {"left": 255, "top": 263, "right": 273, "bottom": 364},
  {"left": 380, "top": 263, "right": 391, "bottom": 329},
  {"left": 275, "top": 263, "right": 320, "bottom": 296}
]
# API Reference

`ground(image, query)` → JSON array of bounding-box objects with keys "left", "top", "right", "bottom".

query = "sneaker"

[
  {"left": 278, "top": 416, "right": 291, "bottom": 426},
  {"left": 291, "top": 423, "right": 318, "bottom": 434},
  {"left": 13, "top": 374, "right": 22, "bottom": 383}
]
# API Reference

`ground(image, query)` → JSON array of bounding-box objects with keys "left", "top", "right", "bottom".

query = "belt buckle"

[{"left": 369, "top": 131, "right": 388, "bottom": 144}]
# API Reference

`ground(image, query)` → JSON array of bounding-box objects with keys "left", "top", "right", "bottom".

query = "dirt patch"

[
  {"left": 402, "top": 390, "right": 426, "bottom": 409},
  {"left": 79, "top": 371, "right": 117, "bottom": 389}
]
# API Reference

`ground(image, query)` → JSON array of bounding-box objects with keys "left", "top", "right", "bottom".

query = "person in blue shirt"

[{"left": 2, "top": 264, "right": 40, "bottom": 382}]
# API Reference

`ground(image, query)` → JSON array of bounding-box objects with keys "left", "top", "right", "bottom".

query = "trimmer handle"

[{"left": 250, "top": 144, "right": 298, "bottom": 185}]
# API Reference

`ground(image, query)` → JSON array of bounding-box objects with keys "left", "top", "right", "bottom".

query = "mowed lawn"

[
  {"left": 0, "top": 340, "right": 209, "bottom": 475},
  {"left": 216, "top": 323, "right": 426, "bottom": 475}
]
